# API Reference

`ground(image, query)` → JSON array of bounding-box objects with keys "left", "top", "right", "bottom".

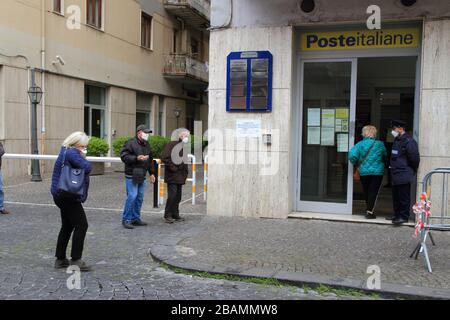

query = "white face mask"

[
  {"left": 391, "top": 130, "right": 400, "bottom": 138},
  {"left": 182, "top": 137, "right": 189, "bottom": 144},
  {"left": 141, "top": 133, "right": 149, "bottom": 141},
  {"left": 81, "top": 148, "right": 88, "bottom": 157}
]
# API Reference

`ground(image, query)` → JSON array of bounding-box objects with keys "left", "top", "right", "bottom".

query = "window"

[
  {"left": 87, "top": 0, "right": 103, "bottom": 29},
  {"left": 190, "top": 37, "right": 200, "bottom": 59},
  {"left": 226, "top": 51, "right": 273, "bottom": 112},
  {"left": 141, "top": 12, "right": 153, "bottom": 49},
  {"left": 136, "top": 93, "right": 153, "bottom": 130},
  {"left": 53, "top": 0, "right": 63, "bottom": 15},
  {"left": 84, "top": 85, "right": 107, "bottom": 138}
]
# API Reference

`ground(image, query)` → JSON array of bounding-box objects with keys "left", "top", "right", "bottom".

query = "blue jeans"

[
  {"left": 0, "top": 171, "right": 4, "bottom": 211},
  {"left": 122, "top": 178, "right": 147, "bottom": 223}
]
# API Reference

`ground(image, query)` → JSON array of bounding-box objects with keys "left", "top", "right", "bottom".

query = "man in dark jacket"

[
  {"left": 120, "top": 125, "right": 155, "bottom": 229},
  {"left": 0, "top": 142, "right": 10, "bottom": 215},
  {"left": 389, "top": 120, "right": 420, "bottom": 225},
  {"left": 161, "top": 129, "right": 190, "bottom": 223}
]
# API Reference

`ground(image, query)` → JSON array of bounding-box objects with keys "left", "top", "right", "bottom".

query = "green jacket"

[{"left": 349, "top": 138, "right": 387, "bottom": 176}]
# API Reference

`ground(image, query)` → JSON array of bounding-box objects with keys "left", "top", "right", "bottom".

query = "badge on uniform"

[{"left": 392, "top": 150, "right": 399, "bottom": 155}]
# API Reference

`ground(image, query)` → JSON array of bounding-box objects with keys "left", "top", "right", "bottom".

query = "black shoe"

[
  {"left": 0, "top": 209, "right": 11, "bottom": 215},
  {"left": 173, "top": 217, "right": 185, "bottom": 222},
  {"left": 385, "top": 215, "right": 395, "bottom": 221},
  {"left": 70, "top": 259, "right": 92, "bottom": 272},
  {"left": 365, "top": 211, "right": 376, "bottom": 219},
  {"left": 393, "top": 217, "right": 409, "bottom": 226},
  {"left": 132, "top": 220, "right": 148, "bottom": 226},
  {"left": 164, "top": 218, "right": 174, "bottom": 224},
  {"left": 122, "top": 221, "right": 134, "bottom": 229},
  {"left": 54, "top": 258, "right": 70, "bottom": 269}
]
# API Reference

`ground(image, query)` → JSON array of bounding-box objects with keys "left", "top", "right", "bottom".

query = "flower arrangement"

[{"left": 412, "top": 192, "right": 432, "bottom": 238}]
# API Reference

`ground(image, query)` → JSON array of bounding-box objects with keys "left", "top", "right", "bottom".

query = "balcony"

[
  {"left": 164, "top": 0, "right": 210, "bottom": 30},
  {"left": 163, "top": 54, "right": 209, "bottom": 89}
]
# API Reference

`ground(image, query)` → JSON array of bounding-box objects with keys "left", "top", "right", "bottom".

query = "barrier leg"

[
  {"left": 192, "top": 162, "right": 196, "bottom": 205},
  {"left": 429, "top": 232, "right": 436, "bottom": 246},
  {"left": 422, "top": 243, "right": 433, "bottom": 273}
]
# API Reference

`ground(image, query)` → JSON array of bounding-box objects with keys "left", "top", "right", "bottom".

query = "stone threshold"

[{"left": 289, "top": 212, "right": 415, "bottom": 227}]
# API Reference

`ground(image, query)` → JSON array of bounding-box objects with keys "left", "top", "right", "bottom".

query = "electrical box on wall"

[{"left": 226, "top": 51, "right": 273, "bottom": 113}]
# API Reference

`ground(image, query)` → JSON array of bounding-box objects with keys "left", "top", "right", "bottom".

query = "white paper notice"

[
  {"left": 307, "top": 108, "right": 321, "bottom": 126},
  {"left": 307, "top": 127, "right": 320, "bottom": 145},
  {"left": 236, "top": 119, "right": 261, "bottom": 138},
  {"left": 322, "top": 109, "right": 335, "bottom": 127},
  {"left": 337, "top": 133, "right": 349, "bottom": 152},
  {"left": 321, "top": 127, "right": 335, "bottom": 146}
]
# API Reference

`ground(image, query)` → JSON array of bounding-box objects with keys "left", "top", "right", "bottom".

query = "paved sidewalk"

[{"left": 150, "top": 216, "right": 450, "bottom": 299}]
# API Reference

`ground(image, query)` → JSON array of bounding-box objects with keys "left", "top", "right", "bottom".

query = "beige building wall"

[
  {"left": 165, "top": 97, "right": 187, "bottom": 138},
  {"left": 207, "top": 26, "right": 294, "bottom": 219},
  {"left": 0, "top": 0, "right": 210, "bottom": 182},
  {"left": 417, "top": 19, "right": 450, "bottom": 216}
]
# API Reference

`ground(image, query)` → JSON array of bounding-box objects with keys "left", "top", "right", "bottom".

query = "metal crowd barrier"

[
  {"left": 410, "top": 167, "right": 450, "bottom": 273},
  {"left": 157, "top": 154, "right": 197, "bottom": 206}
]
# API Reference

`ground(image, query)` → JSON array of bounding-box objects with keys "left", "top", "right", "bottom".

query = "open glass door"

[{"left": 297, "top": 59, "right": 357, "bottom": 214}]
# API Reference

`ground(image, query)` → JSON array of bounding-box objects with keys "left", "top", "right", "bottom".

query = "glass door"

[{"left": 297, "top": 59, "right": 357, "bottom": 214}]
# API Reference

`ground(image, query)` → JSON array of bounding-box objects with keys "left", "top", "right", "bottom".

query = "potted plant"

[{"left": 87, "top": 137, "right": 110, "bottom": 176}]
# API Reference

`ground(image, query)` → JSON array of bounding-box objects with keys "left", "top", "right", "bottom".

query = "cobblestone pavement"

[
  {"left": 0, "top": 202, "right": 369, "bottom": 300},
  {"left": 171, "top": 216, "right": 450, "bottom": 296}
]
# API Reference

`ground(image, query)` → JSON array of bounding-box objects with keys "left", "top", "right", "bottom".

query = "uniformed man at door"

[{"left": 388, "top": 120, "right": 420, "bottom": 225}]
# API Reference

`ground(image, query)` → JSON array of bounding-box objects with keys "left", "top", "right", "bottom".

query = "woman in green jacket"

[{"left": 349, "top": 125, "right": 387, "bottom": 219}]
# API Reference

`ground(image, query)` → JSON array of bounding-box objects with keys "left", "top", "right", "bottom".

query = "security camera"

[{"left": 56, "top": 55, "right": 66, "bottom": 65}]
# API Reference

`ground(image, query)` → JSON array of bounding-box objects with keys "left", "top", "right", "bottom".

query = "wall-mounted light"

[
  {"left": 300, "top": 0, "right": 315, "bottom": 13},
  {"left": 401, "top": 0, "right": 417, "bottom": 7}
]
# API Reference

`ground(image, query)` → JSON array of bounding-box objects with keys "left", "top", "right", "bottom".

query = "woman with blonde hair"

[
  {"left": 51, "top": 132, "right": 92, "bottom": 271},
  {"left": 349, "top": 125, "right": 387, "bottom": 219}
]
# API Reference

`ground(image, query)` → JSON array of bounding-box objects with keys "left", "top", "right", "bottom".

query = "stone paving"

[
  {"left": 158, "top": 216, "right": 450, "bottom": 298},
  {"left": 0, "top": 174, "right": 372, "bottom": 300}
]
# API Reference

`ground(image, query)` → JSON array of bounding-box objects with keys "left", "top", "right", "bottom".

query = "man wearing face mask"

[
  {"left": 120, "top": 125, "right": 156, "bottom": 229},
  {"left": 388, "top": 120, "right": 420, "bottom": 225},
  {"left": 161, "top": 129, "right": 190, "bottom": 223}
]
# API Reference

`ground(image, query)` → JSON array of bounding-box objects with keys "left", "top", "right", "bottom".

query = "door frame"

[{"left": 295, "top": 58, "right": 358, "bottom": 214}]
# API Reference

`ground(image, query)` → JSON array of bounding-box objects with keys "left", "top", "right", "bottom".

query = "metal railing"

[
  {"left": 3, "top": 153, "right": 199, "bottom": 207},
  {"left": 164, "top": 0, "right": 211, "bottom": 20},
  {"left": 163, "top": 54, "right": 209, "bottom": 83},
  {"left": 410, "top": 167, "right": 450, "bottom": 273}
]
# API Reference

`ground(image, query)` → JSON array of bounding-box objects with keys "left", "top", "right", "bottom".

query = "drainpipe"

[{"left": 40, "top": 0, "right": 46, "bottom": 173}]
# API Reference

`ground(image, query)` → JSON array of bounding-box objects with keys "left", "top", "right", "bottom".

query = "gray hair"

[
  {"left": 171, "top": 128, "right": 190, "bottom": 141},
  {"left": 62, "top": 132, "right": 90, "bottom": 148}
]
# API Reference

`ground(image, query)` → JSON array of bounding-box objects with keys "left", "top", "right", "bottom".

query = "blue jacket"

[
  {"left": 51, "top": 147, "right": 92, "bottom": 202},
  {"left": 390, "top": 133, "right": 420, "bottom": 186},
  {"left": 349, "top": 138, "right": 387, "bottom": 176}
]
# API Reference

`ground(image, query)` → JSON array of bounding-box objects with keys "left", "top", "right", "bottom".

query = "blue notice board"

[{"left": 226, "top": 51, "right": 273, "bottom": 113}]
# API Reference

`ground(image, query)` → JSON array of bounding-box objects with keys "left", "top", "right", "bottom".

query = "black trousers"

[
  {"left": 392, "top": 183, "right": 411, "bottom": 220},
  {"left": 164, "top": 184, "right": 182, "bottom": 219},
  {"left": 360, "top": 175, "right": 383, "bottom": 212},
  {"left": 54, "top": 192, "right": 88, "bottom": 261}
]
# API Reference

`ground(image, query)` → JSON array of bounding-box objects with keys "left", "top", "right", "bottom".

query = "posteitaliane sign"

[{"left": 301, "top": 28, "right": 420, "bottom": 51}]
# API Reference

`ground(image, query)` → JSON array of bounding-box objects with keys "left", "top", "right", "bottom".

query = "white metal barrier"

[
  {"left": 204, "top": 155, "right": 208, "bottom": 201},
  {"left": 3, "top": 153, "right": 200, "bottom": 206},
  {"left": 157, "top": 154, "right": 197, "bottom": 206}
]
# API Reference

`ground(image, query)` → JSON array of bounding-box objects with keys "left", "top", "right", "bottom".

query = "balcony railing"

[
  {"left": 164, "top": 0, "right": 210, "bottom": 29},
  {"left": 163, "top": 54, "right": 209, "bottom": 84}
]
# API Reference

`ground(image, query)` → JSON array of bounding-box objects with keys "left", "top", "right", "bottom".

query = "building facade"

[
  {"left": 0, "top": 0, "right": 210, "bottom": 182},
  {"left": 207, "top": 0, "right": 450, "bottom": 219}
]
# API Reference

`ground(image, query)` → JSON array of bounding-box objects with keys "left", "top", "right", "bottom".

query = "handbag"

[
  {"left": 353, "top": 141, "right": 376, "bottom": 182},
  {"left": 57, "top": 148, "right": 86, "bottom": 196}
]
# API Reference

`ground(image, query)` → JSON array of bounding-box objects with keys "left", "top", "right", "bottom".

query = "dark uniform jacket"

[
  {"left": 120, "top": 137, "right": 154, "bottom": 179},
  {"left": 161, "top": 140, "right": 189, "bottom": 185},
  {"left": 389, "top": 132, "right": 420, "bottom": 186},
  {"left": 0, "top": 142, "right": 4, "bottom": 170}
]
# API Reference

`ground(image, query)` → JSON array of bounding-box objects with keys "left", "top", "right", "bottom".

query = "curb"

[{"left": 149, "top": 243, "right": 450, "bottom": 300}]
